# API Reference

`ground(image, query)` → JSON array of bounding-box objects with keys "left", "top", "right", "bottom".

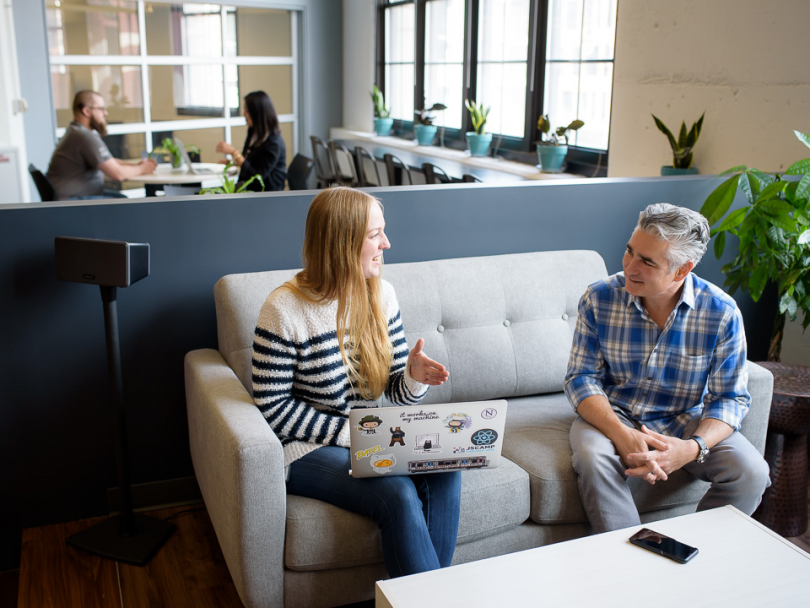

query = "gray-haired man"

[{"left": 565, "top": 203, "right": 770, "bottom": 533}]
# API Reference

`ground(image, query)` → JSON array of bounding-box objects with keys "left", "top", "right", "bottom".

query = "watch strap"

[{"left": 689, "top": 435, "right": 709, "bottom": 463}]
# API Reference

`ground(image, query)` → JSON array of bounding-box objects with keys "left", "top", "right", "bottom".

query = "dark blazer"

[{"left": 239, "top": 131, "right": 287, "bottom": 192}]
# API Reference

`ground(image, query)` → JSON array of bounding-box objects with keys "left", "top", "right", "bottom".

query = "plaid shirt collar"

[{"left": 624, "top": 272, "right": 697, "bottom": 316}]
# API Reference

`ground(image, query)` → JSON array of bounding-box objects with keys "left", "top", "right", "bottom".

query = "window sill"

[{"left": 329, "top": 128, "right": 584, "bottom": 181}]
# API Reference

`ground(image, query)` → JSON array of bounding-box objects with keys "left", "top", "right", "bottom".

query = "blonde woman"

[{"left": 251, "top": 187, "right": 460, "bottom": 577}]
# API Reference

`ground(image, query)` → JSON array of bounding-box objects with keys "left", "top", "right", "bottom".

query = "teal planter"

[
  {"left": 536, "top": 144, "right": 568, "bottom": 173},
  {"left": 465, "top": 132, "right": 493, "bottom": 157},
  {"left": 661, "top": 166, "right": 698, "bottom": 176},
  {"left": 374, "top": 117, "right": 394, "bottom": 136},
  {"left": 414, "top": 124, "right": 438, "bottom": 146}
]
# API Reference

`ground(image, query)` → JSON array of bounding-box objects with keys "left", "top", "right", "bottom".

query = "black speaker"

[{"left": 55, "top": 236, "right": 149, "bottom": 287}]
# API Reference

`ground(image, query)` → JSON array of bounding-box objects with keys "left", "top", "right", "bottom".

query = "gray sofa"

[{"left": 184, "top": 250, "right": 773, "bottom": 608}]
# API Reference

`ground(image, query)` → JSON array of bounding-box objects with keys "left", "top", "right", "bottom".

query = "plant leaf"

[
  {"left": 738, "top": 172, "right": 754, "bottom": 204},
  {"left": 715, "top": 207, "right": 748, "bottom": 233},
  {"left": 713, "top": 230, "right": 726, "bottom": 259},
  {"left": 652, "top": 114, "right": 678, "bottom": 152},
  {"left": 786, "top": 158, "right": 810, "bottom": 175},
  {"left": 795, "top": 130, "right": 810, "bottom": 150},
  {"left": 749, "top": 265, "right": 768, "bottom": 300},
  {"left": 796, "top": 173, "right": 810, "bottom": 201},
  {"left": 756, "top": 180, "right": 788, "bottom": 202},
  {"left": 700, "top": 174, "right": 740, "bottom": 225},
  {"left": 718, "top": 165, "right": 747, "bottom": 177},
  {"left": 798, "top": 229, "right": 810, "bottom": 245}
]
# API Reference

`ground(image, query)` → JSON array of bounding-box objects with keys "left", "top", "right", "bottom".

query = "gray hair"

[{"left": 636, "top": 203, "right": 710, "bottom": 270}]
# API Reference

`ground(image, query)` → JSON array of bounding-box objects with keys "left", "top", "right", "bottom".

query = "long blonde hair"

[{"left": 286, "top": 187, "right": 392, "bottom": 399}]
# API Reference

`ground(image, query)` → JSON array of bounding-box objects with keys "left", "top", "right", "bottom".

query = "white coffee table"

[{"left": 376, "top": 506, "right": 810, "bottom": 607}]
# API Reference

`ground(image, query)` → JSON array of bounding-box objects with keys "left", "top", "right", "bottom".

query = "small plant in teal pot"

[
  {"left": 535, "top": 115, "right": 584, "bottom": 173},
  {"left": 464, "top": 99, "right": 492, "bottom": 157},
  {"left": 653, "top": 112, "right": 704, "bottom": 175},
  {"left": 413, "top": 102, "right": 447, "bottom": 146},
  {"left": 370, "top": 85, "right": 393, "bottom": 136}
]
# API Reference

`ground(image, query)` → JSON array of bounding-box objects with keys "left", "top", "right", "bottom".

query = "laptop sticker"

[
  {"left": 389, "top": 426, "right": 406, "bottom": 447},
  {"left": 444, "top": 413, "right": 472, "bottom": 433},
  {"left": 355, "top": 445, "right": 384, "bottom": 460},
  {"left": 414, "top": 433, "right": 443, "bottom": 454},
  {"left": 370, "top": 453, "right": 396, "bottom": 474},
  {"left": 357, "top": 415, "right": 383, "bottom": 435}
]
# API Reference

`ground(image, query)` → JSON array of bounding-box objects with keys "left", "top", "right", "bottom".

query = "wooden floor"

[{"left": 4, "top": 488, "right": 810, "bottom": 608}]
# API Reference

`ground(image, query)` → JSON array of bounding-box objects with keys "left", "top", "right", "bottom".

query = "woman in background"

[
  {"left": 216, "top": 90, "right": 287, "bottom": 191},
  {"left": 251, "top": 187, "right": 461, "bottom": 578}
]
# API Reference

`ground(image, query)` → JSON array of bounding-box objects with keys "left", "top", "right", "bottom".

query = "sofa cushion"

[
  {"left": 503, "top": 393, "right": 710, "bottom": 525},
  {"left": 284, "top": 456, "right": 530, "bottom": 571}
]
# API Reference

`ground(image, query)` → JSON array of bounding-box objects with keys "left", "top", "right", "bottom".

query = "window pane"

[
  {"left": 52, "top": 64, "right": 143, "bottom": 128},
  {"left": 47, "top": 0, "right": 140, "bottom": 56},
  {"left": 581, "top": 0, "right": 617, "bottom": 60},
  {"left": 478, "top": 0, "right": 530, "bottom": 62},
  {"left": 151, "top": 126, "right": 225, "bottom": 163},
  {"left": 546, "top": 0, "right": 583, "bottom": 61},
  {"left": 145, "top": 3, "right": 224, "bottom": 57},
  {"left": 228, "top": 8, "right": 292, "bottom": 56},
  {"left": 385, "top": 4, "right": 414, "bottom": 63},
  {"left": 542, "top": 62, "right": 580, "bottom": 139},
  {"left": 104, "top": 132, "right": 145, "bottom": 162},
  {"left": 149, "top": 65, "right": 225, "bottom": 120},
  {"left": 574, "top": 62, "right": 613, "bottom": 149},
  {"left": 237, "top": 66, "right": 293, "bottom": 115},
  {"left": 477, "top": 63, "right": 526, "bottom": 138},
  {"left": 424, "top": 65, "right": 462, "bottom": 129},
  {"left": 385, "top": 64, "right": 414, "bottom": 122}
]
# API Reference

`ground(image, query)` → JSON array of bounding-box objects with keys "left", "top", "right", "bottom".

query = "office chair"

[
  {"left": 163, "top": 185, "right": 200, "bottom": 196},
  {"left": 383, "top": 153, "right": 413, "bottom": 186},
  {"left": 287, "top": 153, "right": 316, "bottom": 190},
  {"left": 354, "top": 146, "right": 385, "bottom": 186},
  {"left": 28, "top": 164, "right": 56, "bottom": 202},
  {"left": 327, "top": 141, "right": 359, "bottom": 187},
  {"left": 422, "top": 162, "right": 452, "bottom": 184},
  {"left": 462, "top": 174, "right": 482, "bottom": 183},
  {"left": 310, "top": 135, "right": 339, "bottom": 188}
]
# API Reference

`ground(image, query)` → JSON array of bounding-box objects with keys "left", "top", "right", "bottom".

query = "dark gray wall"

[
  {"left": 0, "top": 176, "right": 761, "bottom": 569},
  {"left": 13, "top": 0, "right": 343, "bottom": 203}
]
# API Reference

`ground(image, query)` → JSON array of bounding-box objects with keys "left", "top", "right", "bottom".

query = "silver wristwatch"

[{"left": 689, "top": 435, "right": 709, "bottom": 464}]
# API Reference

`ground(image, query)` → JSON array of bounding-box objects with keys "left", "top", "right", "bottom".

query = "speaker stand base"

[{"left": 66, "top": 513, "right": 176, "bottom": 567}]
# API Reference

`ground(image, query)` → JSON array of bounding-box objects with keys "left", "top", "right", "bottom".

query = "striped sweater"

[{"left": 251, "top": 278, "right": 428, "bottom": 466}]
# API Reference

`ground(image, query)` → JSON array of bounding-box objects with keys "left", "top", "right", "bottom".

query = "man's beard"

[{"left": 90, "top": 115, "right": 108, "bottom": 137}]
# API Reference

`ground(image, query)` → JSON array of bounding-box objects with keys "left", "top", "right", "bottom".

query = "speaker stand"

[{"left": 66, "top": 286, "right": 175, "bottom": 566}]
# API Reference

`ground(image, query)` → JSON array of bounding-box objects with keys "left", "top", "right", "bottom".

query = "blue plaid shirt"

[{"left": 564, "top": 272, "right": 750, "bottom": 437}]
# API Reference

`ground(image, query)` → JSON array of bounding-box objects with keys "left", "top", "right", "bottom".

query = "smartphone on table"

[{"left": 629, "top": 528, "right": 699, "bottom": 564}]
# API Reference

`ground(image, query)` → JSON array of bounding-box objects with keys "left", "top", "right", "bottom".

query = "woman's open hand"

[
  {"left": 406, "top": 338, "right": 449, "bottom": 386},
  {"left": 216, "top": 141, "right": 236, "bottom": 155}
]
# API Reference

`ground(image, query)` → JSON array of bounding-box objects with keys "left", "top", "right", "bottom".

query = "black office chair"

[
  {"left": 383, "top": 153, "right": 413, "bottom": 186},
  {"left": 310, "top": 135, "right": 339, "bottom": 188},
  {"left": 327, "top": 141, "right": 359, "bottom": 187},
  {"left": 287, "top": 153, "right": 316, "bottom": 190},
  {"left": 422, "top": 162, "right": 452, "bottom": 184},
  {"left": 462, "top": 174, "right": 482, "bottom": 183},
  {"left": 354, "top": 146, "right": 385, "bottom": 187},
  {"left": 28, "top": 164, "right": 56, "bottom": 202}
]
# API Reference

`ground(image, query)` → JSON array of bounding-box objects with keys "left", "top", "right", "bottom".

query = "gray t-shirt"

[{"left": 47, "top": 121, "right": 114, "bottom": 199}]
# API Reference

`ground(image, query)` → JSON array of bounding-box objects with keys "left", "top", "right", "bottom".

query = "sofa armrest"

[
  {"left": 739, "top": 360, "right": 774, "bottom": 454},
  {"left": 185, "top": 348, "right": 287, "bottom": 608}
]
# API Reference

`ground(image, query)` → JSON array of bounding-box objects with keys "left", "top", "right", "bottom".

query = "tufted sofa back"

[{"left": 214, "top": 251, "right": 607, "bottom": 402}]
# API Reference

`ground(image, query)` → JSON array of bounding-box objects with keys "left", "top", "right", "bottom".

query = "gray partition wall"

[{"left": 0, "top": 177, "right": 761, "bottom": 569}]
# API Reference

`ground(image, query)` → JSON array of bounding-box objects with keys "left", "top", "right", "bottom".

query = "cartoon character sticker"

[
  {"left": 370, "top": 453, "right": 396, "bottom": 474},
  {"left": 444, "top": 413, "right": 472, "bottom": 433},
  {"left": 389, "top": 426, "right": 406, "bottom": 447},
  {"left": 358, "top": 415, "right": 383, "bottom": 435}
]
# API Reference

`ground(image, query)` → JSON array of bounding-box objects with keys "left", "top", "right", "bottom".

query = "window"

[
  {"left": 47, "top": 0, "right": 298, "bottom": 165},
  {"left": 376, "top": 0, "right": 617, "bottom": 168}
]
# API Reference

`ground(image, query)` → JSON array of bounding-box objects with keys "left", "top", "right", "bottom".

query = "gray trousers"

[{"left": 570, "top": 414, "right": 771, "bottom": 533}]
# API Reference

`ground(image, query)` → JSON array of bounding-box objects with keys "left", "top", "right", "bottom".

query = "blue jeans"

[{"left": 287, "top": 446, "right": 462, "bottom": 577}]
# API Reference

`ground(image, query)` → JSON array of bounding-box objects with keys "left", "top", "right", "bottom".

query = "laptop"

[
  {"left": 349, "top": 400, "right": 507, "bottom": 478},
  {"left": 173, "top": 137, "right": 217, "bottom": 175}
]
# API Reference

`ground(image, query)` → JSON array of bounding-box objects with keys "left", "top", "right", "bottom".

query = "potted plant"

[
  {"left": 652, "top": 112, "right": 704, "bottom": 176},
  {"left": 413, "top": 103, "right": 447, "bottom": 146},
  {"left": 200, "top": 162, "right": 264, "bottom": 194},
  {"left": 535, "top": 115, "right": 584, "bottom": 173},
  {"left": 699, "top": 129, "right": 810, "bottom": 361},
  {"left": 464, "top": 99, "right": 492, "bottom": 157},
  {"left": 152, "top": 138, "right": 200, "bottom": 169},
  {"left": 370, "top": 85, "right": 393, "bottom": 136}
]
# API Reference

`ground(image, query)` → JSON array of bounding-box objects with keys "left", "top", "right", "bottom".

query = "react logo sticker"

[
  {"left": 470, "top": 429, "right": 498, "bottom": 446},
  {"left": 370, "top": 453, "right": 396, "bottom": 474}
]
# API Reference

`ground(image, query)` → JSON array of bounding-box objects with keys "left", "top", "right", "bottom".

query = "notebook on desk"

[{"left": 348, "top": 400, "right": 507, "bottom": 478}]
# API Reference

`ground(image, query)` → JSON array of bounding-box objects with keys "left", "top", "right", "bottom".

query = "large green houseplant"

[
  {"left": 653, "top": 112, "right": 704, "bottom": 175},
  {"left": 699, "top": 129, "right": 810, "bottom": 361},
  {"left": 535, "top": 115, "right": 584, "bottom": 173}
]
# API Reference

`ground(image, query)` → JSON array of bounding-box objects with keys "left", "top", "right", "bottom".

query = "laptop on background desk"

[
  {"left": 349, "top": 400, "right": 507, "bottom": 478},
  {"left": 173, "top": 137, "right": 217, "bottom": 175}
]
